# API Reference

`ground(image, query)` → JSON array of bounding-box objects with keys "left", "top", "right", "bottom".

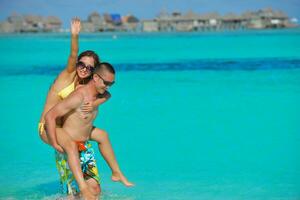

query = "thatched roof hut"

[
  {"left": 156, "top": 11, "right": 172, "bottom": 21},
  {"left": 88, "top": 12, "right": 101, "bottom": 22},
  {"left": 24, "top": 15, "right": 43, "bottom": 24},
  {"left": 200, "top": 12, "right": 220, "bottom": 20},
  {"left": 0, "top": 21, "right": 15, "bottom": 33},
  {"left": 45, "top": 16, "right": 61, "bottom": 25},
  {"left": 273, "top": 11, "right": 287, "bottom": 19},
  {"left": 7, "top": 13, "right": 24, "bottom": 23},
  {"left": 103, "top": 13, "right": 113, "bottom": 23},
  {"left": 181, "top": 11, "right": 199, "bottom": 21},
  {"left": 122, "top": 15, "right": 139, "bottom": 23},
  {"left": 222, "top": 13, "right": 241, "bottom": 21},
  {"left": 241, "top": 11, "right": 255, "bottom": 20}
]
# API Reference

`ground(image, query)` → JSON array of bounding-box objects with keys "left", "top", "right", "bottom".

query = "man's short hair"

[{"left": 94, "top": 62, "right": 115, "bottom": 75}]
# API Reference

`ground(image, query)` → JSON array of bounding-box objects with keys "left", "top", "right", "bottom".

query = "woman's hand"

[
  {"left": 81, "top": 101, "right": 94, "bottom": 113},
  {"left": 71, "top": 18, "right": 81, "bottom": 36},
  {"left": 53, "top": 143, "right": 64, "bottom": 153}
]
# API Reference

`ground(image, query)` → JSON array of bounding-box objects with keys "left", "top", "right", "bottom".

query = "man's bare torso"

[{"left": 62, "top": 87, "right": 98, "bottom": 142}]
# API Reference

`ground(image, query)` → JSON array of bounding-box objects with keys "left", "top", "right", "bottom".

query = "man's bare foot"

[
  {"left": 80, "top": 185, "right": 96, "bottom": 200},
  {"left": 111, "top": 171, "right": 134, "bottom": 187},
  {"left": 65, "top": 194, "right": 76, "bottom": 200}
]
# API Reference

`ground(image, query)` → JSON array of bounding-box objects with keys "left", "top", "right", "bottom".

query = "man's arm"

[
  {"left": 65, "top": 19, "right": 81, "bottom": 73},
  {"left": 45, "top": 91, "right": 83, "bottom": 152}
]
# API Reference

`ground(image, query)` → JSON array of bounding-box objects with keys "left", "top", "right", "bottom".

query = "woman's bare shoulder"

[{"left": 52, "top": 70, "right": 77, "bottom": 90}]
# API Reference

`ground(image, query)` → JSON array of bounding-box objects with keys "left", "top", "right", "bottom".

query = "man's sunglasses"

[
  {"left": 95, "top": 73, "right": 115, "bottom": 87},
  {"left": 76, "top": 61, "right": 95, "bottom": 72}
]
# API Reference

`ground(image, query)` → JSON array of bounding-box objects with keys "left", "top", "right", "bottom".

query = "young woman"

[{"left": 38, "top": 19, "right": 133, "bottom": 197}]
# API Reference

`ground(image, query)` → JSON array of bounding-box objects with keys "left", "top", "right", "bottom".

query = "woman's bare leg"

[
  {"left": 90, "top": 128, "right": 134, "bottom": 187},
  {"left": 39, "top": 125, "right": 50, "bottom": 144}
]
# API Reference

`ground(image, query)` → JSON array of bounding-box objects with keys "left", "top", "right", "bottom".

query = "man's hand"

[{"left": 71, "top": 18, "right": 81, "bottom": 35}]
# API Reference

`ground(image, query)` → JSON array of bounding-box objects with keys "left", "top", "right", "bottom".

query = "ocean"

[{"left": 0, "top": 29, "right": 300, "bottom": 199}]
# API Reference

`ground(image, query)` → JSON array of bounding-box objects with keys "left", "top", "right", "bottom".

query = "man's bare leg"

[
  {"left": 90, "top": 128, "right": 134, "bottom": 187},
  {"left": 56, "top": 128, "right": 96, "bottom": 200},
  {"left": 86, "top": 178, "right": 101, "bottom": 199}
]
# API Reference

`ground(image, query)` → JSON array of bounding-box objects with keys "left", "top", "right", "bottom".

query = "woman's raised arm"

[{"left": 65, "top": 18, "right": 81, "bottom": 73}]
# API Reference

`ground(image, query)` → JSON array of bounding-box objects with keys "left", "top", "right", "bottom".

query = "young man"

[
  {"left": 39, "top": 18, "right": 132, "bottom": 197},
  {"left": 45, "top": 62, "right": 116, "bottom": 200}
]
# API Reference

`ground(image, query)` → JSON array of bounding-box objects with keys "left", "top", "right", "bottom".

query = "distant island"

[{"left": 0, "top": 8, "right": 298, "bottom": 33}]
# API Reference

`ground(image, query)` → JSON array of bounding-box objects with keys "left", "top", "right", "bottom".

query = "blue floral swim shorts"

[{"left": 55, "top": 141, "right": 100, "bottom": 195}]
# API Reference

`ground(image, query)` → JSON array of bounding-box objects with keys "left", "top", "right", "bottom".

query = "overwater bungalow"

[
  {"left": 122, "top": 15, "right": 139, "bottom": 31},
  {"left": 243, "top": 8, "right": 293, "bottom": 29},
  {"left": 0, "top": 21, "right": 15, "bottom": 33},
  {"left": 81, "top": 21, "right": 95, "bottom": 32},
  {"left": 175, "top": 11, "right": 199, "bottom": 31},
  {"left": 221, "top": 13, "right": 243, "bottom": 30},
  {"left": 142, "top": 20, "right": 159, "bottom": 32},
  {"left": 44, "top": 16, "right": 62, "bottom": 32},
  {"left": 21, "top": 15, "right": 44, "bottom": 32},
  {"left": 88, "top": 12, "right": 106, "bottom": 31},
  {"left": 102, "top": 13, "right": 125, "bottom": 31},
  {"left": 7, "top": 13, "right": 23, "bottom": 32},
  {"left": 198, "top": 12, "right": 221, "bottom": 31},
  {"left": 155, "top": 11, "right": 173, "bottom": 31}
]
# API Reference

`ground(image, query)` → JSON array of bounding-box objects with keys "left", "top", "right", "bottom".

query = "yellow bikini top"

[{"left": 57, "top": 82, "right": 75, "bottom": 99}]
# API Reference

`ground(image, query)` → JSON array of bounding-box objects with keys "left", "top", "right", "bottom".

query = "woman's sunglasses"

[{"left": 76, "top": 61, "right": 95, "bottom": 72}]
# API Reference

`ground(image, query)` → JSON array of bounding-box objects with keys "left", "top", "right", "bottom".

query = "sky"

[{"left": 0, "top": 0, "right": 299, "bottom": 27}]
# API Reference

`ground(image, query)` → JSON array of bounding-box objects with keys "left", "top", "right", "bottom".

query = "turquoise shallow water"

[
  {"left": 0, "top": 30, "right": 300, "bottom": 199},
  {"left": 1, "top": 29, "right": 300, "bottom": 68}
]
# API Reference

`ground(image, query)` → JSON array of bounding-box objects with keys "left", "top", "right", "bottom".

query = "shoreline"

[{"left": 0, "top": 27, "right": 299, "bottom": 36}]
